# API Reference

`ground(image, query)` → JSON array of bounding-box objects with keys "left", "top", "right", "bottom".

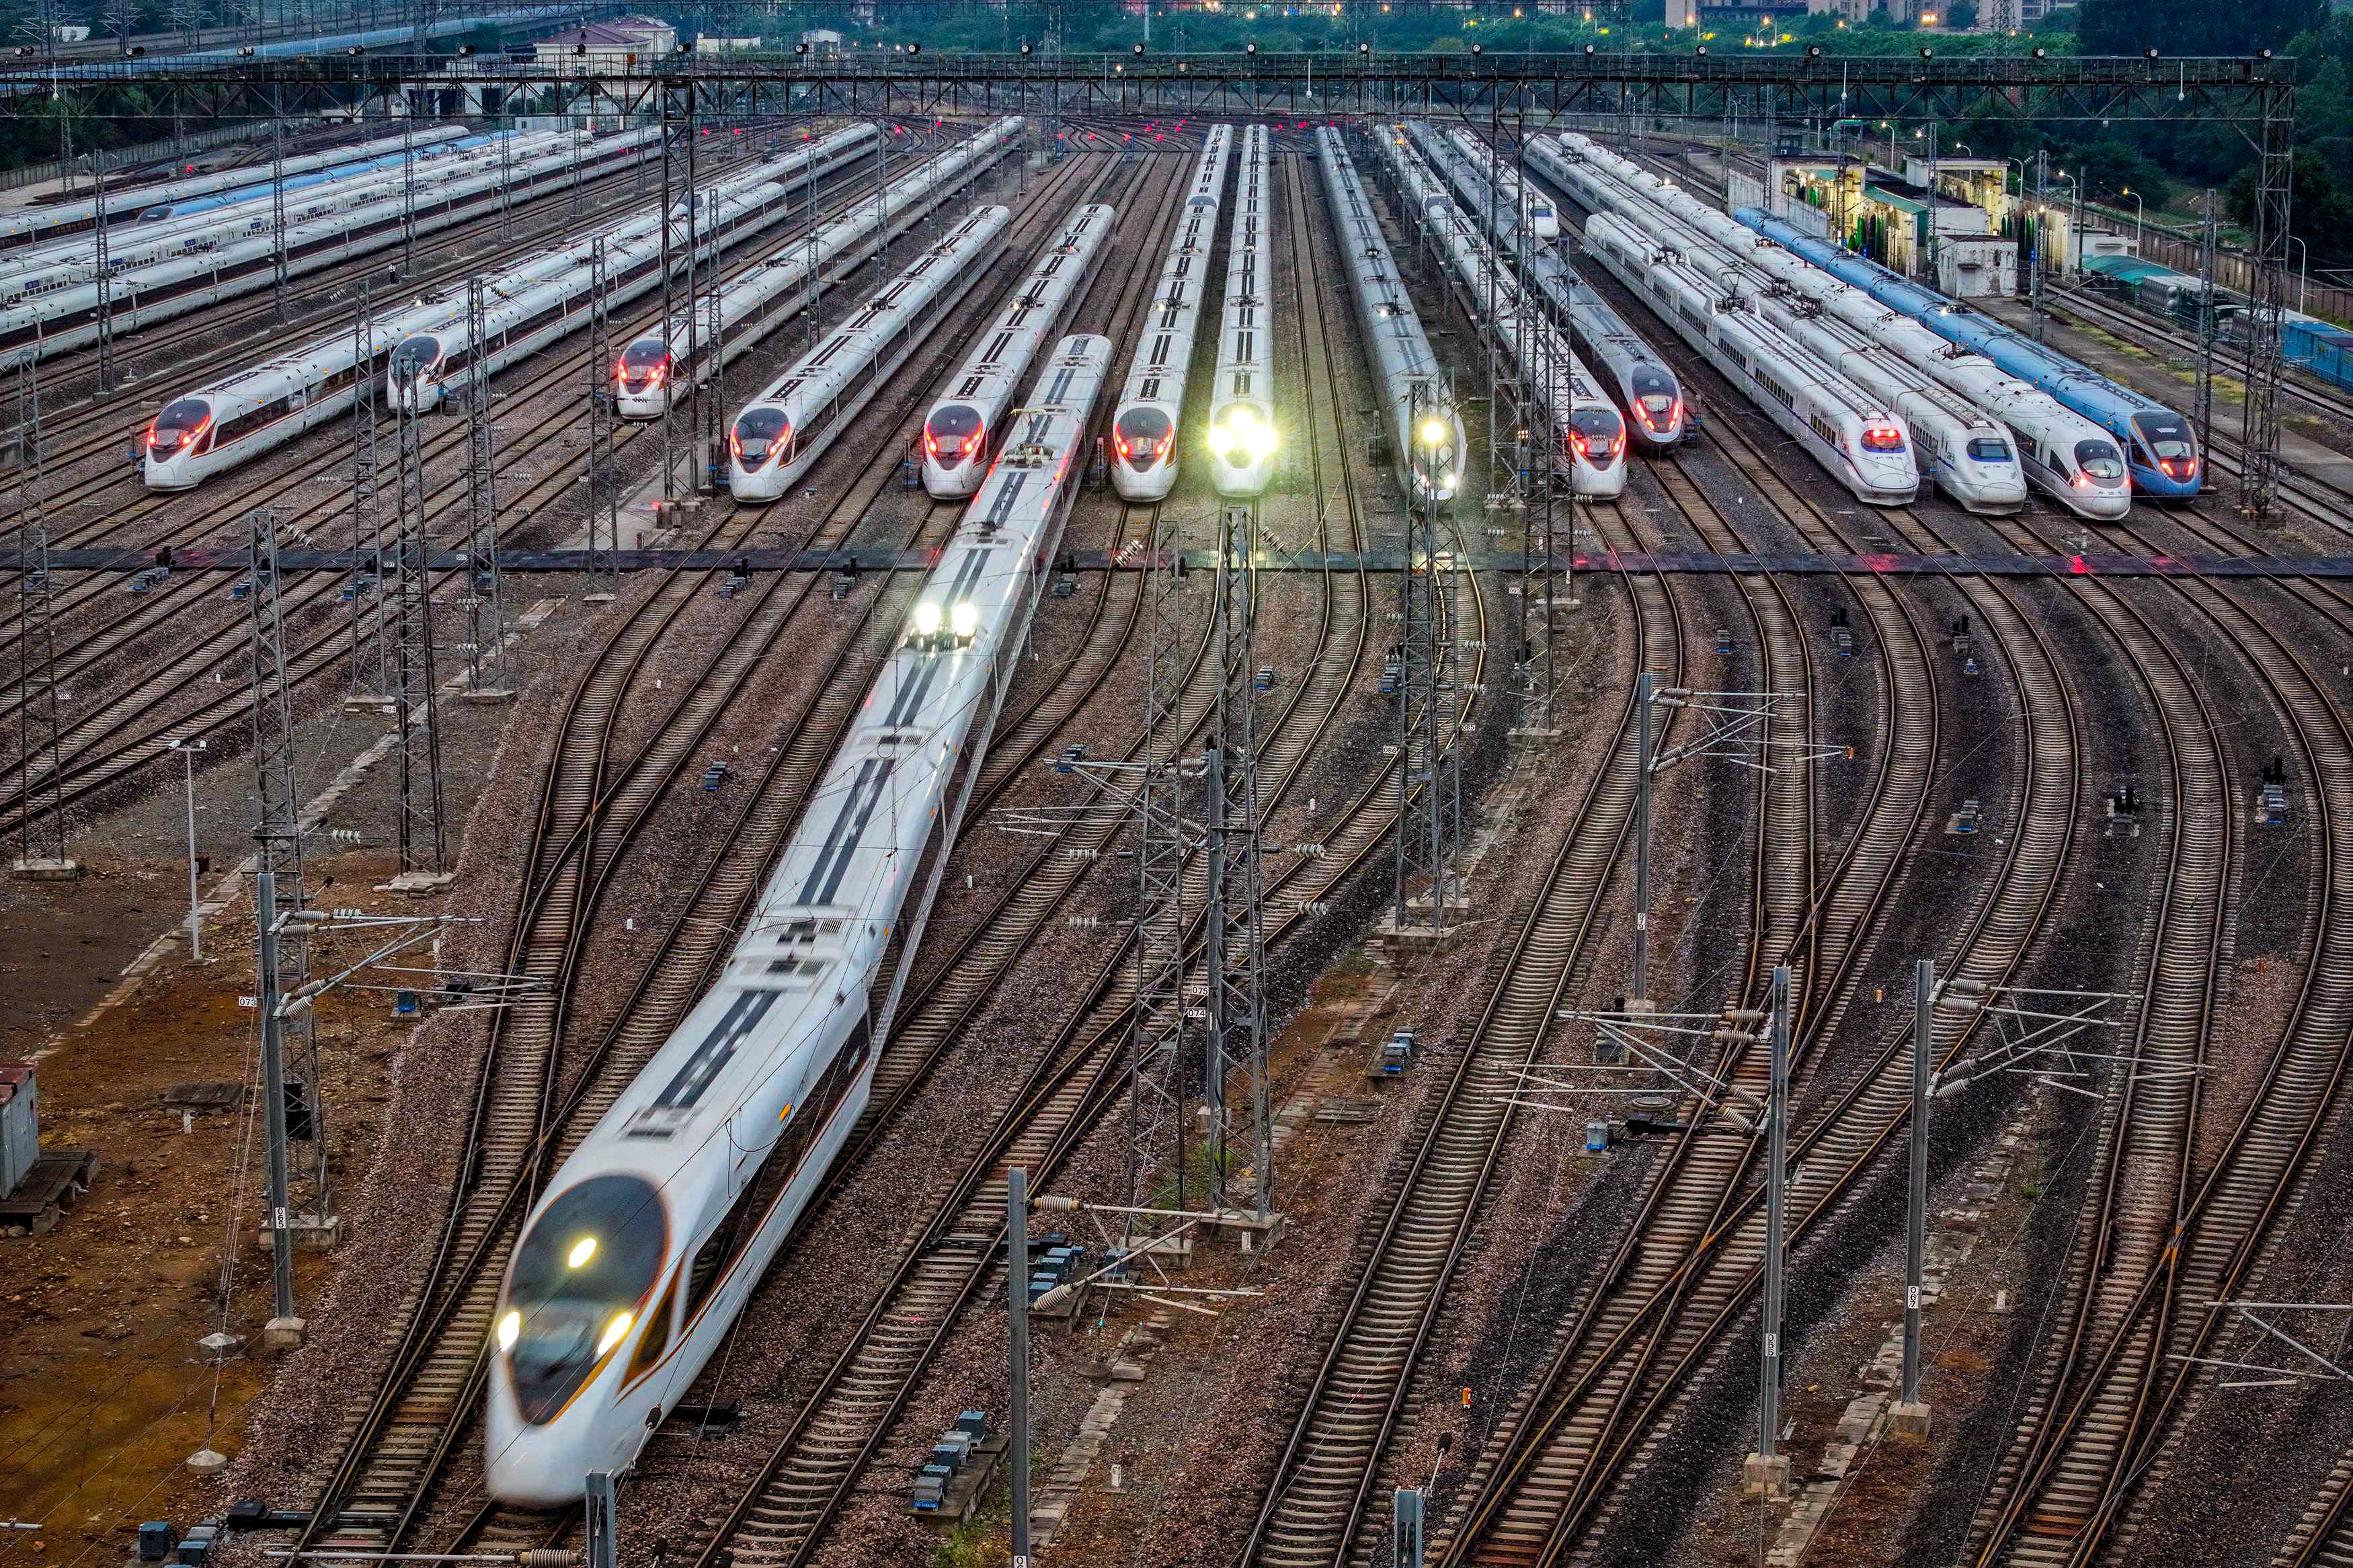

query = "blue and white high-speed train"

[
  {"left": 1207, "top": 124, "right": 1279, "bottom": 499},
  {"left": 1427, "top": 126, "right": 1689, "bottom": 455},
  {"left": 1735, "top": 208, "right": 2202, "bottom": 498},
  {"left": 727, "top": 206, "right": 1013, "bottom": 501},
  {"left": 1372, "top": 124, "right": 1626, "bottom": 499},
  {"left": 1110, "top": 125, "right": 1232, "bottom": 502},
  {"left": 920, "top": 202, "right": 1114, "bottom": 499},
  {"left": 1317, "top": 126, "right": 1465, "bottom": 504},
  {"left": 485, "top": 335, "right": 1117, "bottom": 1505}
]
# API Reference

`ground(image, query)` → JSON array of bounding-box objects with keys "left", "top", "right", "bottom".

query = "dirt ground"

[{"left": 0, "top": 659, "right": 523, "bottom": 1559}]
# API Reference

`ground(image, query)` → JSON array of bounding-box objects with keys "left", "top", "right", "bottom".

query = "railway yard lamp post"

[
  {"left": 1749, "top": 964, "right": 1792, "bottom": 1499},
  {"left": 2121, "top": 186, "right": 2145, "bottom": 258},
  {"left": 1895, "top": 958, "right": 1935, "bottom": 1436},
  {"left": 1009, "top": 1166, "right": 1031, "bottom": 1568},
  {"left": 169, "top": 737, "right": 206, "bottom": 962}
]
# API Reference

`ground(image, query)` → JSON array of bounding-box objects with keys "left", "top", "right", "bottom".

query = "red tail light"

[{"left": 924, "top": 433, "right": 938, "bottom": 456}]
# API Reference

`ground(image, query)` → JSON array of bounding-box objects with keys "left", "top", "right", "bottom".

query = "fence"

[{"left": 0, "top": 120, "right": 284, "bottom": 196}]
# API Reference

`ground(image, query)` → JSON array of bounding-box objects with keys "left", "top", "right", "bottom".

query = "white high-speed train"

[
  {"left": 0, "top": 124, "right": 472, "bottom": 251},
  {"left": 15, "top": 130, "right": 658, "bottom": 374},
  {"left": 1441, "top": 126, "right": 1559, "bottom": 241},
  {"left": 1550, "top": 130, "right": 2126, "bottom": 520},
  {"left": 727, "top": 206, "right": 1012, "bottom": 501},
  {"left": 485, "top": 335, "right": 1117, "bottom": 1505},
  {"left": 0, "top": 131, "right": 531, "bottom": 292},
  {"left": 1372, "top": 124, "right": 1626, "bottom": 499},
  {"left": 1417, "top": 124, "right": 1689, "bottom": 456},
  {"left": 619, "top": 118, "right": 1022, "bottom": 419},
  {"left": 1110, "top": 124, "right": 1232, "bottom": 502},
  {"left": 1316, "top": 126, "right": 1465, "bottom": 505},
  {"left": 1207, "top": 124, "right": 1279, "bottom": 499},
  {"left": 919, "top": 202, "right": 1113, "bottom": 499},
  {"left": 143, "top": 127, "right": 876, "bottom": 489},
  {"left": 1537, "top": 133, "right": 1917, "bottom": 506}
]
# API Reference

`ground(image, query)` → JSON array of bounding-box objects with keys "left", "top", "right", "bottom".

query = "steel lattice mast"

[
  {"left": 1206, "top": 503, "right": 1271, "bottom": 1220},
  {"left": 463, "top": 276, "right": 511, "bottom": 700},
  {"left": 1125, "top": 511, "right": 1193, "bottom": 1241},
  {"left": 2236, "top": 83, "right": 2295, "bottom": 520},
  {"left": 585, "top": 238, "right": 621, "bottom": 597},
  {"left": 12, "top": 364, "right": 64, "bottom": 872},
  {"left": 348, "top": 282, "right": 389, "bottom": 706},
  {"left": 390, "top": 387, "right": 446, "bottom": 875}
]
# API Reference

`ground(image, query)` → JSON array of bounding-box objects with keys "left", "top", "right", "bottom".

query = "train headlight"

[
  {"left": 951, "top": 602, "right": 979, "bottom": 639},
  {"left": 1207, "top": 422, "right": 1238, "bottom": 456},
  {"left": 567, "top": 1236, "right": 598, "bottom": 1268},
  {"left": 496, "top": 1310, "right": 521, "bottom": 1352},
  {"left": 1419, "top": 417, "right": 1449, "bottom": 448},
  {"left": 914, "top": 602, "right": 943, "bottom": 637},
  {"left": 596, "top": 1311, "right": 634, "bottom": 1359}
]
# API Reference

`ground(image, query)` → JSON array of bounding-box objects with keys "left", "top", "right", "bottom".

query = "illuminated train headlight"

[
  {"left": 914, "top": 602, "right": 942, "bottom": 637},
  {"left": 951, "top": 602, "right": 979, "bottom": 639},
  {"left": 496, "top": 1309, "right": 521, "bottom": 1352}
]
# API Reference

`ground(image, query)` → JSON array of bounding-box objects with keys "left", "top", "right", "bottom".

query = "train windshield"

[
  {"left": 732, "top": 407, "right": 789, "bottom": 468},
  {"left": 501, "top": 1174, "right": 667, "bottom": 1426},
  {"left": 1966, "top": 436, "right": 2014, "bottom": 463},
  {"left": 926, "top": 404, "right": 984, "bottom": 469},
  {"left": 619, "top": 339, "right": 671, "bottom": 390},
  {"left": 1569, "top": 406, "right": 1625, "bottom": 460},
  {"left": 388, "top": 336, "right": 440, "bottom": 390},
  {"left": 1115, "top": 407, "right": 1173, "bottom": 467},
  {"left": 147, "top": 399, "right": 212, "bottom": 458},
  {"left": 2074, "top": 440, "right": 2128, "bottom": 483}
]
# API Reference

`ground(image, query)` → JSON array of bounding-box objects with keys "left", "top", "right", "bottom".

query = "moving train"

[
  {"left": 1426, "top": 126, "right": 1689, "bottom": 454},
  {"left": 1736, "top": 208, "right": 2202, "bottom": 498},
  {"left": 919, "top": 202, "right": 1114, "bottom": 499},
  {"left": 618, "top": 117, "right": 1023, "bottom": 420},
  {"left": 1316, "top": 126, "right": 1466, "bottom": 505},
  {"left": 1373, "top": 123, "right": 1626, "bottom": 499},
  {"left": 1109, "top": 124, "right": 1232, "bottom": 502},
  {"left": 486, "top": 334, "right": 1117, "bottom": 1505},
  {"left": 143, "top": 127, "right": 877, "bottom": 489},
  {"left": 1208, "top": 124, "right": 1279, "bottom": 499},
  {"left": 726, "top": 206, "right": 1013, "bottom": 502}
]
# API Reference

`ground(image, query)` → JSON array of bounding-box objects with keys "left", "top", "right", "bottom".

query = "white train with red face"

[
  {"left": 487, "top": 335, "right": 1116, "bottom": 1505},
  {"left": 918, "top": 202, "right": 1113, "bottom": 499},
  {"left": 1109, "top": 124, "right": 1231, "bottom": 503}
]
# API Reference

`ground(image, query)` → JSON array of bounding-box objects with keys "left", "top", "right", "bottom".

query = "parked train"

[
  {"left": 142, "top": 126, "right": 878, "bottom": 489},
  {"left": 1374, "top": 123, "right": 1626, "bottom": 498},
  {"left": 1110, "top": 124, "right": 1232, "bottom": 502},
  {"left": 485, "top": 335, "right": 1117, "bottom": 1505},
  {"left": 726, "top": 206, "right": 1014, "bottom": 502},
  {"left": 1535, "top": 132, "right": 1919, "bottom": 506},
  {"left": 27, "top": 129, "right": 662, "bottom": 376},
  {"left": 1316, "top": 126, "right": 1465, "bottom": 505},
  {"left": 1209, "top": 124, "right": 1279, "bottom": 499},
  {"left": 0, "top": 124, "right": 473, "bottom": 250},
  {"left": 1736, "top": 208, "right": 2202, "bottom": 498},
  {"left": 1437, "top": 126, "right": 1689, "bottom": 455},
  {"left": 618, "top": 117, "right": 1023, "bottom": 419},
  {"left": 918, "top": 202, "right": 1113, "bottom": 499}
]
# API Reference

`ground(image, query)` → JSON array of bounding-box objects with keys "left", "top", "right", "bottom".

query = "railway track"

[
  {"left": 0, "top": 138, "right": 922, "bottom": 706},
  {"left": 285, "top": 151, "right": 1117, "bottom": 1554},
  {"left": 676, "top": 144, "right": 1417, "bottom": 1568},
  {"left": 1960, "top": 501, "right": 2353, "bottom": 1567},
  {"left": 0, "top": 140, "right": 1009, "bottom": 835}
]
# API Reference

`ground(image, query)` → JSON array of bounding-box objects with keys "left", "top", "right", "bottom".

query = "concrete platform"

[{"left": 11, "top": 857, "right": 81, "bottom": 881}]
